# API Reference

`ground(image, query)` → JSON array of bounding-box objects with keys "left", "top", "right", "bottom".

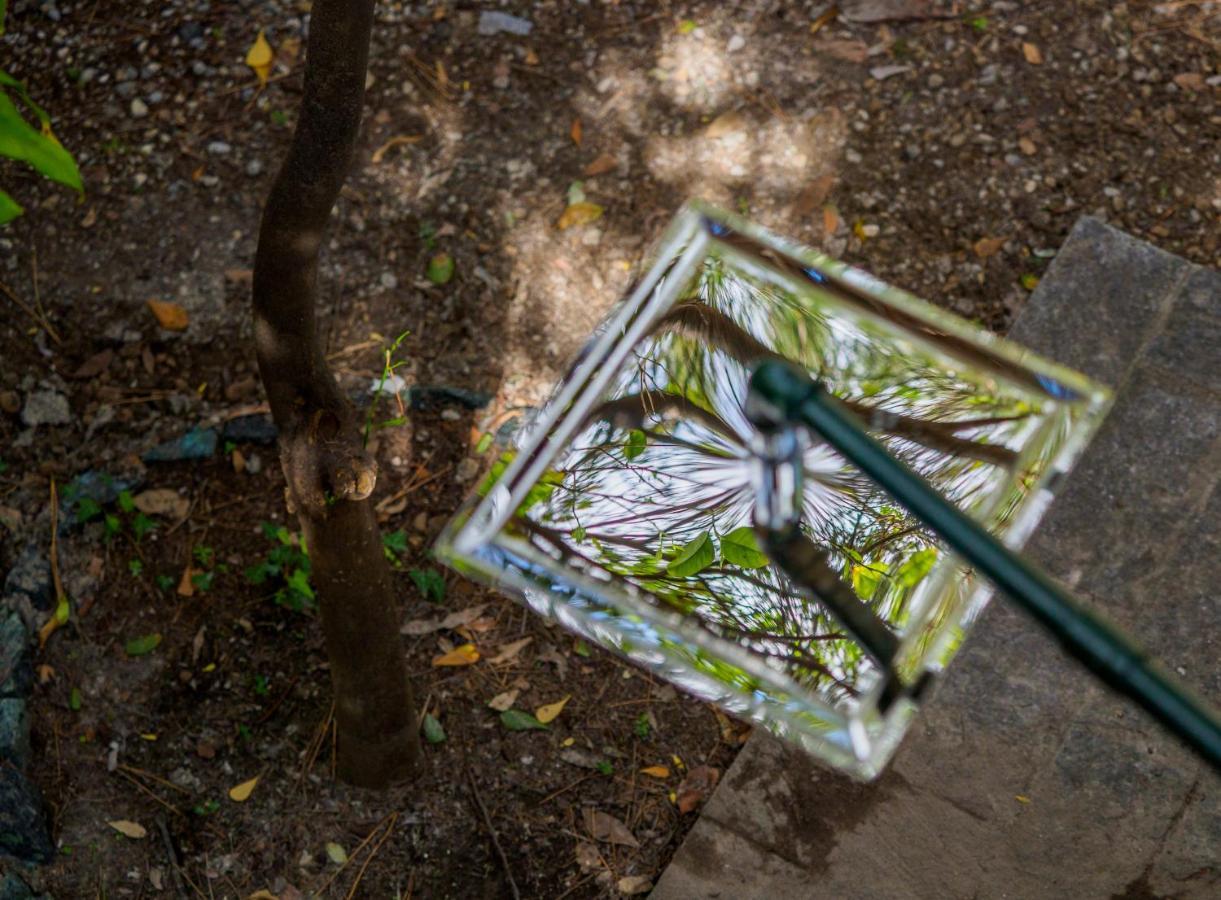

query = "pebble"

[
  {"left": 130, "top": 98, "right": 149, "bottom": 118},
  {"left": 380, "top": 272, "right": 398, "bottom": 290},
  {"left": 727, "top": 34, "right": 746, "bottom": 53},
  {"left": 207, "top": 141, "right": 232, "bottom": 156},
  {"left": 454, "top": 457, "right": 481, "bottom": 482},
  {"left": 20, "top": 389, "right": 70, "bottom": 427},
  {"left": 928, "top": 73, "right": 945, "bottom": 89},
  {"left": 245, "top": 159, "right": 263, "bottom": 177},
  {"left": 0, "top": 391, "right": 19, "bottom": 415},
  {"left": 477, "top": 11, "right": 533, "bottom": 36}
]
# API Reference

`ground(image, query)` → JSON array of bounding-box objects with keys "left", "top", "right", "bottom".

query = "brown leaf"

[
  {"left": 402, "top": 605, "right": 487, "bottom": 636},
  {"left": 147, "top": 300, "right": 189, "bottom": 332},
  {"left": 1173, "top": 72, "right": 1204, "bottom": 92},
  {"left": 371, "top": 135, "right": 423, "bottom": 164},
  {"left": 71, "top": 349, "right": 113, "bottom": 379},
  {"left": 676, "top": 765, "right": 720, "bottom": 814},
  {"left": 108, "top": 819, "right": 147, "bottom": 839},
  {"left": 814, "top": 39, "right": 870, "bottom": 64},
  {"left": 177, "top": 564, "right": 196, "bottom": 598},
  {"left": 488, "top": 637, "right": 532, "bottom": 665},
  {"left": 133, "top": 488, "right": 190, "bottom": 520},
  {"left": 224, "top": 268, "right": 254, "bottom": 285},
  {"left": 972, "top": 236, "right": 1007, "bottom": 258},
  {"left": 582, "top": 809, "right": 640, "bottom": 848},
  {"left": 570, "top": 117, "right": 583, "bottom": 146},
  {"left": 822, "top": 204, "right": 840, "bottom": 236},
  {"left": 574, "top": 842, "right": 604, "bottom": 872},
  {"left": 487, "top": 689, "right": 519, "bottom": 712},
  {"left": 705, "top": 110, "right": 747, "bottom": 139},
  {"left": 583, "top": 153, "right": 618, "bottom": 177},
  {"left": 793, "top": 174, "right": 836, "bottom": 217},
  {"left": 1021, "top": 42, "right": 1043, "bottom": 65}
]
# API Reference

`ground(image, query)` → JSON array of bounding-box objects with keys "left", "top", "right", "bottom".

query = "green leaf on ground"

[
  {"left": 124, "top": 633, "right": 162, "bottom": 657},
  {"left": 0, "top": 188, "right": 20, "bottom": 224},
  {"left": 426, "top": 252, "right": 454, "bottom": 285},
  {"left": 720, "top": 527, "right": 769, "bottom": 569},
  {"left": 500, "top": 709, "right": 548, "bottom": 732},
  {"left": 422, "top": 713, "right": 446, "bottom": 744},
  {"left": 667, "top": 532, "right": 714, "bottom": 578}
]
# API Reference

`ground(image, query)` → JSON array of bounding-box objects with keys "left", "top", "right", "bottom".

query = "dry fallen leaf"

[
  {"left": 246, "top": 30, "right": 274, "bottom": 87},
  {"left": 432, "top": 643, "right": 480, "bottom": 667},
  {"left": 402, "top": 605, "right": 487, "bottom": 636},
  {"left": 487, "top": 689, "right": 519, "bottom": 712},
  {"left": 133, "top": 488, "right": 190, "bottom": 520},
  {"left": 228, "top": 776, "right": 259, "bottom": 802},
  {"left": 574, "top": 842, "right": 604, "bottom": 873},
  {"left": 247, "top": 891, "right": 279, "bottom": 900},
  {"left": 488, "top": 637, "right": 532, "bottom": 665},
  {"left": 177, "top": 564, "right": 196, "bottom": 598},
  {"left": 535, "top": 695, "right": 570, "bottom": 724},
  {"left": 147, "top": 300, "right": 189, "bottom": 332},
  {"left": 371, "top": 134, "right": 423, "bottom": 164},
  {"left": 676, "top": 765, "right": 720, "bottom": 814},
  {"left": 1021, "top": 42, "right": 1043, "bottom": 65},
  {"left": 583, "top": 153, "right": 617, "bottom": 177},
  {"left": 972, "top": 236, "right": 1007, "bottom": 258},
  {"left": 823, "top": 204, "right": 840, "bottom": 236},
  {"left": 570, "top": 117, "right": 583, "bottom": 146},
  {"left": 704, "top": 110, "right": 747, "bottom": 139},
  {"left": 793, "top": 173, "right": 836, "bottom": 217},
  {"left": 1173, "top": 72, "right": 1204, "bottom": 92},
  {"left": 814, "top": 38, "right": 870, "bottom": 64},
  {"left": 109, "top": 819, "right": 147, "bottom": 839},
  {"left": 582, "top": 809, "right": 640, "bottom": 848},
  {"left": 640, "top": 765, "right": 671, "bottom": 779},
  {"left": 617, "top": 876, "right": 653, "bottom": 896},
  {"left": 556, "top": 202, "right": 604, "bottom": 230}
]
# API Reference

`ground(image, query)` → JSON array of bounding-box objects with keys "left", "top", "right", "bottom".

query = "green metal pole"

[{"left": 749, "top": 360, "right": 1221, "bottom": 770}]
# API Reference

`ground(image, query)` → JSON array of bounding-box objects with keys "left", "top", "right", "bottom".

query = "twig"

[
  {"left": 116, "top": 769, "right": 183, "bottom": 818},
  {"left": 49, "top": 479, "right": 65, "bottom": 607},
  {"left": 374, "top": 465, "right": 451, "bottom": 514},
  {"left": 344, "top": 812, "right": 398, "bottom": 899},
  {"left": 118, "top": 763, "right": 193, "bottom": 795},
  {"left": 466, "top": 764, "right": 521, "bottom": 900},
  {"left": 312, "top": 811, "right": 395, "bottom": 897},
  {"left": 255, "top": 674, "right": 301, "bottom": 724},
  {"left": 0, "top": 279, "right": 61, "bottom": 344},
  {"left": 534, "top": 773, "right": 594, "bottom": 808},
  {"left": 155, "top": 815, "right": 192, "bottom": 899}
]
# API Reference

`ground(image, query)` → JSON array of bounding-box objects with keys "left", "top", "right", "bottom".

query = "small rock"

[
  {"left": 407, "top": 385, "right": 493, "bottom": 411},
  {"left": 0, "top": 767, "right": 54, "bottom": 863},
  {"left": 207, "top": 141, "right": 232, "bottom": 156},
  {"left": 477, "top": 11, "right": 533, "bottom": 36},
  {"left": 221, "top": 415, "right": 277, "bottom": 446},
  {"left": 0, "top": 391, "right": 20, "bottom": 415},
  {"left": 20, "top": 390, "right": 70, "bottom": 428},
  {"left": 245, "top": 453, "right": 264, "bottom": 475},
  {"left": 928, "top": 73, "right": 945, "bottom": 89},
  {"left": 380, "top": 272, "right": 398, "bottom": 290},
  {"left": 245, "top": 159, "right": 263, "bottom": 177},
  {"left": 726, "top": 34, "right": 745, "bottom": 53},
  {"left": 454, "top": 458, "right": 480, "bottom": 483},
  {"left": 130, "top": 98, "right": 148, "bottom": 118},
  {"left": 143, "top": 427, "right": 218, "bottom": 463},
  {"left": 0, "top": 699, "right": 31, "bottom": 769}
]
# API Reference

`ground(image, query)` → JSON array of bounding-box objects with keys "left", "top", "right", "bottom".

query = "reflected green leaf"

[
  {"left": 720, "top": 527, "right": 768, "bottom": 569},
  {"left": 667, "top": 532, "right": 714, "bottom": 578}
]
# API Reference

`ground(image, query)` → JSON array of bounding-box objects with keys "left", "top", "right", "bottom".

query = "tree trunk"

[{"left": 252, "top": 0, "right": 417, "bottom": 787}]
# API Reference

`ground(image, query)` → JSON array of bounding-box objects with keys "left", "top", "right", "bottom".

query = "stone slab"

[{"left": 653, "top": 218, "right": 1220, "bottom": 899}]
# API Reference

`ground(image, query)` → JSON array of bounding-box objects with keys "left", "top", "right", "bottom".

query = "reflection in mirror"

[{"left": 439, "top": 203, "right": 1110, "bottom": 778}]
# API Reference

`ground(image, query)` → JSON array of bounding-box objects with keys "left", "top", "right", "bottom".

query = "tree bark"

[{"left": 252, "top": 0, "right": 417, "bottom": 787}]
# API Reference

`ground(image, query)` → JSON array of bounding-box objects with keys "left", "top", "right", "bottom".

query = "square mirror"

[{"left": 437, "top": 202, "right": 1111, "bottom": 779}]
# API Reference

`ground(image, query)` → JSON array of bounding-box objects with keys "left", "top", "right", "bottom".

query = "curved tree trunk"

[{"left": 252, "top": 0, "right": 417, "bottom": 787}]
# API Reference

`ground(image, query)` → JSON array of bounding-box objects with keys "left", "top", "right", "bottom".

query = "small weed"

[
  {"left": 127, "top": 559, "right": 143, "bottom": 578},
  {"left": 595, "top": 760, "right": 614, "bottom": 776},
  {"left": 246, "top": 522, "right": 314, "bottom": 611},
  {"left": 382, "top": 529, "right": 408, "bottom": 566},
  {"left": 633, "top": 713, "right": 651, "bottom": 740},
  {"left": 364, "top": 330, "right": 412, "bottom": 446},
  {"left": 253, "top": 674, "right": 270, "bottom": 697},
  {"left": 409, "top": 568, "right": 445, "bottom": 603}
]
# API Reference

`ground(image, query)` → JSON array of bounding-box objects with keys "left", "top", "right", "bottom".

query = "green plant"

[
  {"left": 363, "top": 329, "right": 411, "bottom": 446},
  {"left": 0, "top": 6, "right": 83, "bottom": 223},
  {"left": 246, "top": 521, "right": 315, "bottom": 611}
]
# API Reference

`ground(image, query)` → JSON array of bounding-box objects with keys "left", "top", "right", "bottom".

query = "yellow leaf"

[
  {"left": 248, "top": 892, "right": 280, "bottom": 900},
  {"left": 535, "top": 695, "right": 570, "bottom": 724},
  {"left": 108, "top": 819, "right": 147, "bottom": 839},
  {"left": 1021, "top": 42, "right": 1042, "bottom": 65},
  {"left": 432, "top": 643, "right": 479, "bottom": 667},
  {"left": 147, "top": 299, "right": 190, "bottom": 332},
  {"left": 640, "top": 765, "right": 671, "bottom": 778},
  {"left": 246, "top": 30, "right": 274, "bottom": 87},
  {"left": 556, "top": 202, "right": 604, "bottom": 230},
  {"left": 1015, "top": 794, "right": 1031, "bottom": 804},
  {"left": 228, "top": 776, "right": 259, "bottom": 802}
]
